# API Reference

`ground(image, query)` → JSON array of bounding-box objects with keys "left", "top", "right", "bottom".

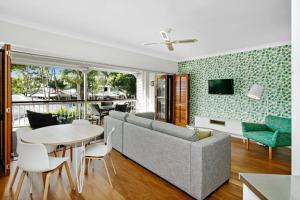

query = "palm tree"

[{"left": 60, "top": 69, "right": 83, "bottom": 100}]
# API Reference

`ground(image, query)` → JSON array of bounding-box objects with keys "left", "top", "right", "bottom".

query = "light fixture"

[{"left": 247, "top": 84, "right": 264, "bottom": 100}]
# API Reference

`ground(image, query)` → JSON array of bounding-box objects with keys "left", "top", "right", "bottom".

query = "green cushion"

[
  {"left": 244, "top": 131, "right": 276, "bottom": 147},
  {"left": 242, "top": 122, "right": 269, "bottom": 132},
  {"left": 195, "top": 130, "right": 212, "bottom": 140},
  {"left": 266, "top": 115, "right": 291, "bottom": 133}
]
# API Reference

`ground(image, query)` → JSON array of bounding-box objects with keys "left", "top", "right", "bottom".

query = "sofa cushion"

[
  {"left": 152, "top": 121, "right": 197, "bottom": 141},
  {"left": 265, "top": 115, "right": 291, "bottom": 133},
  {"left": 126, "top": 114, "right": 153, "bottom": 129},
  {"left": 109, "top": 110, "right": 128, "bottom": 121},
  {"left": 134, "top": 112, "right": 155, "bottom": 120},
  {"left": 243, "top": 131, "right": 275, "bottom": 147},
  {"left": 195, "top": 130, "right": 212, "bottom": 140}
]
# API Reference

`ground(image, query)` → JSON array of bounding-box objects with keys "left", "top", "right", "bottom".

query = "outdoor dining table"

[{"left": 21, "top": 123, "right": 104, "bottom": 193}]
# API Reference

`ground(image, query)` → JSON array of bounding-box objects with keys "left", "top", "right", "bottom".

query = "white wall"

[
  {"left": 0, "top": 20, "right": 177, "bottom": 73},
  {"left": 292, "top": 0, "right": 300, "bottom": 175},
  {"left": 147, "top": 72, "right": 156, "bottom": 112},
  {"left": 135, "top": 71, "right": 156, "bottom": 113},
  {"left": 135, "top": 72, "right": 145, "bottom": 113}
]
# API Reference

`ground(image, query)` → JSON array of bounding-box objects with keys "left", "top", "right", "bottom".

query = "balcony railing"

[{"left": 12, "top": 99, "right": 136, "bottom": 129}]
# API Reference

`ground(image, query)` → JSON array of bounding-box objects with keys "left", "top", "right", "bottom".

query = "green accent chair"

[{"left": 242, "top": 115, "right": 291, "bottom": 160}]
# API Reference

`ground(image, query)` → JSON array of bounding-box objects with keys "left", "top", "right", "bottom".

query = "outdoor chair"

[{"left": 90, "top": 104, "right": 102, "bottom": 125}]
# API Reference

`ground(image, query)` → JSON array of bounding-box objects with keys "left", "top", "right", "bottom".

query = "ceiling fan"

[{"left": 142, "top": 28, "right": 198, "bottom": 51}]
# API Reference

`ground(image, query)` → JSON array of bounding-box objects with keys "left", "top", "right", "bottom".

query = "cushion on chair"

[
  {"left": 265, "top": 115, "right": 291, "bottom": 133},
  {"left": 243, "top": 131, "right": 276, "bottom": 147},
  {"left": 109, "top": 110, "right": 128, "bottom": 121},
  {"left": 115, "top": 104, "right": 127, "bottom": 112},
  {"left": 101, "top": 101, "right": 113, "bottom": 106},
  {"left": 27, "top": 110, "right": 59, "bottom": 129}
]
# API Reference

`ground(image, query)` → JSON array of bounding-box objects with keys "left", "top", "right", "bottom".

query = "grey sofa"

[{"left": 104, "top": 111, "right": 231, "bottom": 200}]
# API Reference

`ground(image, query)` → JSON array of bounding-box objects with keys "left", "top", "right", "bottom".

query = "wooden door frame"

[
  {"left": 0, "top": 44, "right": 12, "bottom": 176},
  {"left": 0, "top": 47, "right": 3, "bottom": 175},
  {"left": 166, "top": 75, "right": 173, "bottom": 123},
  {"left": 172, "top": 75, "right": 179, "bottom": 124}
]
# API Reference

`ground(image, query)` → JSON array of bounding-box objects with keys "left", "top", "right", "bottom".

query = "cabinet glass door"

[{"left": 156, "top": 76, "right": 166, "bottom": 121}]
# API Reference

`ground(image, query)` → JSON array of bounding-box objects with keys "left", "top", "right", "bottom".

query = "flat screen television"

[{"left": 208, "top": 79, "right": 234, "bottom": 95}]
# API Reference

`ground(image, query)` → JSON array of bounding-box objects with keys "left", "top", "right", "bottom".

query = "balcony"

[{"left": 12, "top": 99, "right": 137, "bottom": 129}]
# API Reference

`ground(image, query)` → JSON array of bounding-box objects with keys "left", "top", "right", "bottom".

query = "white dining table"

[{"left": 21, "top": 124, "right": 104, "bottom": 193}]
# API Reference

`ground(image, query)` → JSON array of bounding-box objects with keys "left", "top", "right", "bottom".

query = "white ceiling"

[{"left": 0, "top": 0, "right": 291, "bottom": 61}]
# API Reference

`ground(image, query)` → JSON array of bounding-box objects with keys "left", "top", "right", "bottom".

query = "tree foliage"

[
  {"left": 59, "top": 69, "right": 83, "bottom": 99},
  {"left": 11, "top": 64, "right": 137, "bottom": 99},
  {"left": 48, "top": 79, "right": 66, "bottom": 91},
  {"left": 107, "top": 73, "right": 136, "bottom": 96},
  {"left": 88, "top": 70, "right": 106, "bottom": 97},
  {"left": 12, "top": 64, "right": 46, "bottom": 97}
]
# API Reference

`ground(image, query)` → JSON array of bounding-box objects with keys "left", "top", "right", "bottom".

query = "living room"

[{"left": 0, "top": 0, "right": 299, "bottom": 200}]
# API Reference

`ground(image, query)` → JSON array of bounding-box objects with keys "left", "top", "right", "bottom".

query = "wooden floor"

[{"left": 0, "top": 138, "right": 291, "bottom": 200}]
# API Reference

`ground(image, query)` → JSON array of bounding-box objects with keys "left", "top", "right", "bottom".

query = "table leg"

[{"left": 74, "top": 141, "right": 86, "bottom": 193}]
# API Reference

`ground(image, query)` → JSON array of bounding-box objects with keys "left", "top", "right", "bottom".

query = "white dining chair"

[
  {"left": 9, "top": 127, "right": 58, "bottom": 193},
  {"left": 84, "top": 128, "right": 116, "bottom": 186},
  {"left": 12, "top": 140, "right": 75, "bottom": 200},
  {"left": 15, "top": 127, "right": 57, "bottom": 155},
  {"left": 9, "top": 127, "right": 32, "bottom": 194},
  {"left": 72, "top": 119, "right": 101, "bottom": 169}
]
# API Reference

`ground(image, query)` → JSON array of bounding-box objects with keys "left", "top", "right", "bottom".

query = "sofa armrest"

[
  {"left": 242, "top": 122, "right": 269, "bottom": 132},
  {"left": 190, "top": 133, "right": 231, "bottom": 200},
  {"left": 273, "top": 131, "right": 291, "bottom": 147}
]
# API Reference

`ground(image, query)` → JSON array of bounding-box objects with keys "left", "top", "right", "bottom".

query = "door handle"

[{"left": 6, "top": 107, "right": 10, "bottom": 113}]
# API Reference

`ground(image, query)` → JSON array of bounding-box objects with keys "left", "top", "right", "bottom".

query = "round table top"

[{"left": 21, "top": 124, "right": 104, "bottom": 145}]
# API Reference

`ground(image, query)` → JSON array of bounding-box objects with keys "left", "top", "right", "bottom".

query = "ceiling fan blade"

[
  {"left": 160, "top": 30, "right": 170, "bottom": 41},
  {"left": 172, "top": 39, "right": 198, "bottom": 44},
  {"left": 166, "top": 43, "right": 174, "bottom": 51},
  {"left": 142, "top": 42, "right": 164, "bottom": 45}
]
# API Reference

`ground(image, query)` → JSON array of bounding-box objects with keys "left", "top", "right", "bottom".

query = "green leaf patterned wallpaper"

[{"left": 178, "top": 45, "right": 291, "bottom": 124}]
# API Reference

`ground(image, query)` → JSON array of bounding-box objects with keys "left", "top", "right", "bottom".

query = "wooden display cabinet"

[{"left": 155, "top": 75, "right": 173, "bottom": 122}]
